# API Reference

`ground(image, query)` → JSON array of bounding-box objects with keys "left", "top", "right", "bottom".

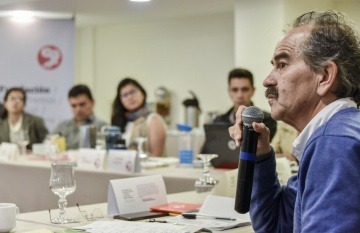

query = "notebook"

[{"left": 202, "top": 124, "right": 240, "bottom": 169}]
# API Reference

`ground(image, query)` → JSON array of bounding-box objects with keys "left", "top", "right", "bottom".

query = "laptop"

[{"left": 202, "top": 124, "right": 240, "bottom": 169}]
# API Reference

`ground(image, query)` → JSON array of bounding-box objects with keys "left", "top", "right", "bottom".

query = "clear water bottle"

[{"left": 177, "top": 123, "right": 193, "bottom": 165}]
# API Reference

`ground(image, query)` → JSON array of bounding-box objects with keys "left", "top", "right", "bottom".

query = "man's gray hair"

[{"left": 292, "top": 10, "right": 360, "bottom": 107}]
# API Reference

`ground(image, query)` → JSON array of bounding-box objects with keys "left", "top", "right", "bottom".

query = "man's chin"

[
  {"left": 75, "top": 116, "right": 87, "bottom": 122},
  {"left": 270, "top": 106, "right": 284, "bottom": 121}
]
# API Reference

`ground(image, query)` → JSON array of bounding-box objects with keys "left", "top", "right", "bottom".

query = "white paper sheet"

[
  {"left": 74, "top": 220, "right": 201, "bottom": 233},
  {"left": 165, "top": 195, "right": 251, "bottom": 231},
  {"left": 166, "top": 215, "right": 251, "bottom": 231},
  {"left": 140, "top": 157, "right": 179, "bottom": 169},
  {"left": 199, "top": 195, "right": 250, "bottom": 221}
]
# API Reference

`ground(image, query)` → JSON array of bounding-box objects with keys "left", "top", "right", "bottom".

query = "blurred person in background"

[
  {"left": 0, "top": 87, "right": 48, "bottom": 148},
  {"left": 53, "top": 84, "right": 107, "bottom": 150},
  {"left": 214, "top": 68, "right": 277, "bottom": 141},
  {"left": 111, "top": 77, "right": 166, "bottom": 156}
]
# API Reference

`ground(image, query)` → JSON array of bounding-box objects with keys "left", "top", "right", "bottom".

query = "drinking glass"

[
  {"left": 18, "top": 129, "right": 30, "bottom": 155},
  {"left": 135, "top": 137, "right": 148, "bottom": 160},
  {"left": 195, "top": 154, "right": 218, "bottom": 193},
  {"left": 49, "top": 162, "right": 79, "bottom": 224}
]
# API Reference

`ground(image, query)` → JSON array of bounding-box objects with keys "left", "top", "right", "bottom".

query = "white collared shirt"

[
  {"left": 9, "top": 115, "right": 23, "bottom": 144},
  {"left": 292, "top": 98, "right": 357, "bottom": 161}
]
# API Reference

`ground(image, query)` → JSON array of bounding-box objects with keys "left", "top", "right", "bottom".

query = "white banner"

[{"left": 0, "top": 18, "right": 74, "bottom": 131}]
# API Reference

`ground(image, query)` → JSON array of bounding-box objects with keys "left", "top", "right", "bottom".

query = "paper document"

[
  {"left": 199, "top": 195, "right": 250, "bottom": 221},
  {"left": 141, "top": 157, "right": 179, "bottom": 169},
  {"left": 165, "top": 195, "right": 251, "bottom": 231},
  {"left": 74, "top": 220, "right": 202, "bottom": 233},
  {"left": 166, "top": 215, "right": 250, "bottom": 231}
]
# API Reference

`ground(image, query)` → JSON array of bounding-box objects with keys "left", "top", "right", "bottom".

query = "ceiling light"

[
  {"left": 10, "top": 10, "right": 34, "bottom": 23},
  {"left": 130, "top": 0, "right": 151, "bottom": 2},
  {"left": 0, "top": 10, "right": 74, "bottom": 20}
]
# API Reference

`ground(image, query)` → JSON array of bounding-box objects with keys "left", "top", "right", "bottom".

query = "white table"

[
  {"left": 12, "top": 221, "right": 62, "bottom": 232},
  {"left": 0, "top": 155, "right": 229, "bottom": 213},
  {"left": 16, "top": 191, "right": 254, "bottom": 233}
]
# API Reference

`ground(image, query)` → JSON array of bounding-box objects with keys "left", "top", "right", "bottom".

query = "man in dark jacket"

[{"left": 214, "top": 68, "right": 277, "bottom": 141}]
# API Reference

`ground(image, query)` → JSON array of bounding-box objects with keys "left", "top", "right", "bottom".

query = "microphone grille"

[{"left": 242, "top": 106, "right": 264, "bottom": 127}]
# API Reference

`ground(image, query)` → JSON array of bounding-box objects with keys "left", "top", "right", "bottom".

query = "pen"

[{"left": 182, "top": 212, "right": 236, "bottom": 221}]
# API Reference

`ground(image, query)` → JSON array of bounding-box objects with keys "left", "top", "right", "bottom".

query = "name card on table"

[
  {"left": 0, "top": 143, "right": 19, "bottom": 162},
  {"left": 77, "top": 148, "right": 106, "bottom": 170},
  {"left": 107, "top": 174, "right": 167, "bottom": 216},
  {"left": 107, "top": 149, "right": 140, "bottom": 173},
  {"left": 32, "top": 143, "right": 49, "bottom": 156}
]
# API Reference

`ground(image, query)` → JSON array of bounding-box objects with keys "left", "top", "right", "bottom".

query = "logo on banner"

[{"left": 37, "top": 45, "right": 63, "bottom": 70}]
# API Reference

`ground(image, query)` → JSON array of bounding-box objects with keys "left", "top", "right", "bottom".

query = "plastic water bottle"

[
  {"left": 177, "top": 123, "right": 193, "bottom": 165},
  {"left": 103, "top": 126, "right": 123, "bottom": 150}
]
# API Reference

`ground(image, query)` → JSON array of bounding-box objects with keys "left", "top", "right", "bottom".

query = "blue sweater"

[{"left": 250, "top": 107, "right": 360, "bottom": 233}]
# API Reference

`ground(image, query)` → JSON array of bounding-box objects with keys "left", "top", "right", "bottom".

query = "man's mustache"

[{"left": 265, "top": 87, "right": 278, "bottom": 98}]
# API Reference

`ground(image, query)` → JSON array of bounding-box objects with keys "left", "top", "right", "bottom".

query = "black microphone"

[{"left": 235, "top": 106, "right": 264, "bottom": 214}]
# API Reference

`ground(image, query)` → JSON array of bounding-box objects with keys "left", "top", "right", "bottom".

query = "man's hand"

[{"left": 229, "top": 106, "right": 272, "bottom": 156}]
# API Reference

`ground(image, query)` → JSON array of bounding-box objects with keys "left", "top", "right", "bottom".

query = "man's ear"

[{"left": 317, "top": 60, "right": 338, "bottom": 96}]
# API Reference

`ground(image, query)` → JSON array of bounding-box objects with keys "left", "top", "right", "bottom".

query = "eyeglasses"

[
  {"left": 48, "top": 204, "right": 104, "bottom": 223},
  {"left": 121, "top": 88, "right": 138, "bottom": 99},
  {"left": 76, "top": 203, "right": 104, "bottom": 221},
  {"left": 7, "top": 97, "right": 24, "bottom": 103}
]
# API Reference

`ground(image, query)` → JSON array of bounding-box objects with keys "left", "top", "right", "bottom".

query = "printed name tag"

[
  {"left": 107, "top": 150, "right": 139, "bottom": 173},
  {"left": 107, "top": 174, "right": 167, "bottom": 216},
  {"left": 0, "top": 143, "right": 19, "bottom": 161},
  {"left": 77, "top": 148, "right": 106, "bottom": 170}
]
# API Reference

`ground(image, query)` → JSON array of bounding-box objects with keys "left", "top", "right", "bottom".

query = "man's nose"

[
  {"left": 263, "top": 71, "right": 277, "bottom": 87},
  {"left": 236, "top": 91, "right": 245, "bottom": 98},
  {"left": 73, "top": 105, "right": 82, "bottom": 111}
]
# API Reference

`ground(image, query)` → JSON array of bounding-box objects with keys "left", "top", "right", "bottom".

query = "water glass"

[{"left": 49, "top": 161, "right": 79, "bottom": 224}]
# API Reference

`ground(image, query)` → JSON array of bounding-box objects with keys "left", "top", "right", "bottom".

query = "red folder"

[{"left": 150, "top": 202, "right": 201, "bottom": 214}]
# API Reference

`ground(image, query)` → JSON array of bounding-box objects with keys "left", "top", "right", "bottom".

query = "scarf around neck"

[{"left": 126, "top": 105, "right": 150, "bottom": 121}]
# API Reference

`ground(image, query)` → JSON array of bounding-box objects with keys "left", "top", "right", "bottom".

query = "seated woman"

[
  {"left": 111, "top": 78, "right": 166, "bottom": 156},
  {"left": 0, "top": 87, "right": 48, "bottom": 149}
]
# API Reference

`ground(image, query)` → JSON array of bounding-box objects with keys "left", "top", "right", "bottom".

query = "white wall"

[
  {"left": 234, "top": 0, "right": 360, "bottom": 112},
  {"left": 284, "top": 0, "right": 360, "bottom": 25},
  {"left": 75, "top": 0, "right": 360, "bottom": 128},
  {"left": 75, "top": 12, "right": 235, "bottom": 128},
  {"left": 234, "top": 0, "right": 284, "bottom": 112}
]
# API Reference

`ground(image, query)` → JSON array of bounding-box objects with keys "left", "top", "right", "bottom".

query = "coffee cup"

[{"left": 0, "top": 203, "right": 19, "bottom": 232}]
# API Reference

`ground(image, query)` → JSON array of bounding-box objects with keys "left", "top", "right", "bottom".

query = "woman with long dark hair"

[
  {"left": 111, "top": 78, "right": 166, "bottom": 156},
  {"left": 0, "top": 87, "right": 48, "bottom": 149}
]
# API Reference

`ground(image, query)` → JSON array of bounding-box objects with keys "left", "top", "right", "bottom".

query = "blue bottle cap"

[{"left": 177, "top": 123, "right": 192, "bottom": 132}]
